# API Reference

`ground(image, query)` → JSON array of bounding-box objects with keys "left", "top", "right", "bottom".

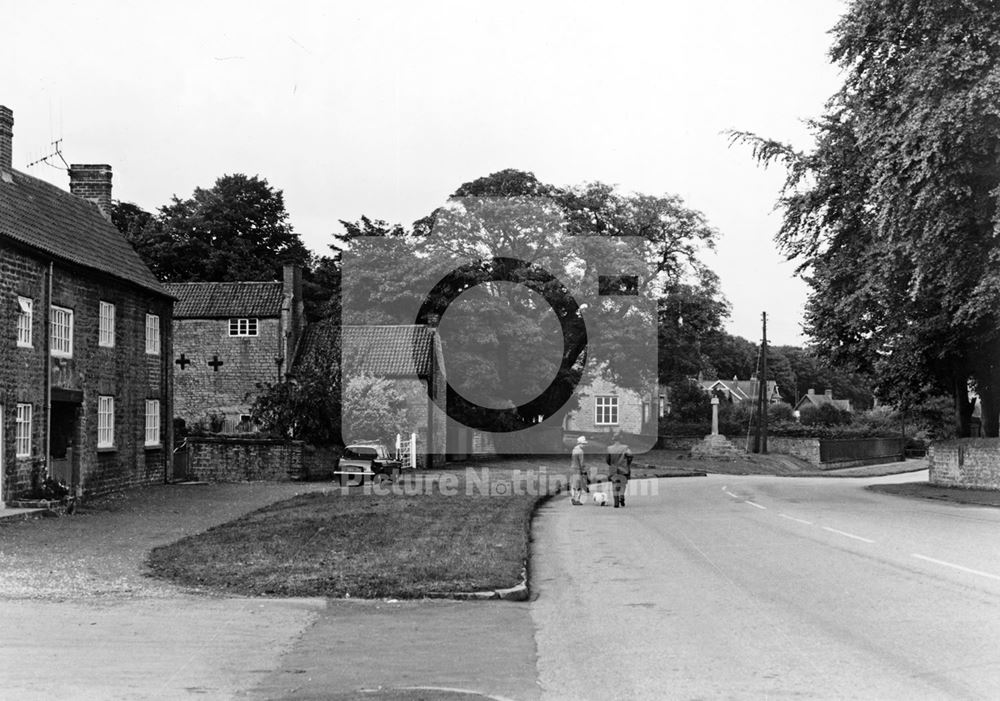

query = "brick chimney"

[
  {"left": 69, "top": 164, "right": 113, "bottom": 220},
  {"left": 281, "top": 264, "right": 304, "bottom": 375},
  {"left": 0, "top": 105, "right": 13, "bottom": 174},
  {"left": 807, "top": 388, "right": 815, "bottom": 396},
  {"left": 825, "top": 389, "right": 833, "bottom": 398}
]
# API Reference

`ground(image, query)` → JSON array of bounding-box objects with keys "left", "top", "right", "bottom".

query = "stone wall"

[
  {"left": 172, "top": 317, "right": 283, "bottom": 428},
  {"left": 301, "top": 443, "right": 340, "bottom": 480},
  {"left": 185, "top": 436, "right": 303, "bottom": 482},
  {"left": 565, "top": 376, "right": 652, "bottom": 435},
  {"left": 929, "top": 438, "right": 1000, "bottom": 490},
  {"left": 768, "top": 437, "right": 822, "bottom": 465}
]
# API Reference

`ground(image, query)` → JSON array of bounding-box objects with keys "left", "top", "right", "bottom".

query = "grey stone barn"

[
  {"left": 164, "top": 265, "right": 304, "bottom": 433},
  {"left": 294, "top": 323, "right": 446, "bottom": 468},
  {"left": 0, "top": 104, "right": 174, "bottom": 501}
]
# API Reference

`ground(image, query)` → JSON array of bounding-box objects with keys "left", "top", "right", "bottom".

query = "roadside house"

[
  {"left": 563, "top": 375, "right": 663, "bottom": 438},
  {"left": 163, "top": 265, "right": 303, "bottom": 433},
  {"left": 0, "top": 104, "right": 174, "bottom": 501}
]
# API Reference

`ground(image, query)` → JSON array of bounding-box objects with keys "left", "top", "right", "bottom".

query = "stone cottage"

[
  {"left": 163, "top": 265, "right": 304, "bottom": 433},
  {"left": 0, "top": 104, "right": 174, "bottom": 501},
  {"left": 562, "top": 374, "right": 664, "bottom": 439}
]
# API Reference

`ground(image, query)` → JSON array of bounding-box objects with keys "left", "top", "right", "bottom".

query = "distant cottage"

[
  {"left": 794, "top": 388, "right": 852, "bottom": 414},
  {"left": 0, "top": 105, "right": 174, "bottom": 501},
  {"left": 698, "top": 377, "right": 782, "bottom": 405},
  {"left": 164, "top": 265, "right": 304, "bottom": 433}
]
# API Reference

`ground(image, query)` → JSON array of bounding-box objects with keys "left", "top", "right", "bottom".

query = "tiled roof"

[
  {"left": 0, "top": 169, "right": 166, "bottom": 295},
  {"left": 700, "top": 378, "right": 778, "bottom": 401},
  {"left": 796, "top": 393, "right": 853, "bottom": 412},
  {"left": 163, "top": 281, "right": 284, "bottom": 318},
  {"left": 295, "top": 323, "right": 436, "bottom": 377}
]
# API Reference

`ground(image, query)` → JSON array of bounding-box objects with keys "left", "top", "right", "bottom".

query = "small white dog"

[{"left": 592, "top": 491, "right": 608, "bottom": 506}]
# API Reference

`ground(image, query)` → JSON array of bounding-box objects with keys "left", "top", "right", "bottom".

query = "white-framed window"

[
  {"left": 145, "top": 313, "right": 160, "bottom": 355},
  {"left": 50, "top": 305, "right": 73, "bottom": 357},
  {"left": 15, "top": 403, "right": 32, "bottom": 457},
  {"left": 659, "top": 394, "right": 667, "bottom": 417},
  {"left": 17, "top": 296, "right": 33, "bottom": 347},
  {"left": 98, "top": 395, "right": 115, "bottom": 448},
  {"left": 144, "top": 399, "right": 161, "bottom": 446},
  {"left": 228, "top": 318, "right": 258, "bottom": 337},
  {"left": 595, "top": 396, "right": 619, "bottom": 425},
  {"left": 99, "top": 301, "right": 115, "bottom": 347}
]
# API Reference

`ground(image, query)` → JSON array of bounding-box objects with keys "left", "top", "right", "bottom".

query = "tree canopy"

[
  {"left": 731, "top": 0, "right": 1000, "bottom": 436},
  {"left": 113, "top": 174, "right": 339, "bottom": 321}
]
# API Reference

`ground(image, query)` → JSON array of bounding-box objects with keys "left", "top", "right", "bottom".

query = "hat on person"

[{"left": 576, "top": 435, "right": 588, "bottom": 444}]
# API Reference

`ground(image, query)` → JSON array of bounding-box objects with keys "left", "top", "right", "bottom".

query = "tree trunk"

[
  {"left": 975, "top": 361, "right": 1000, "bottom": 438},
  {"left": 954, "top": 378, "right": 974, "bottom": 437}
]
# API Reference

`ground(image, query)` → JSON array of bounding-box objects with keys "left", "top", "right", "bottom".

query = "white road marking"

[
  {"left": 912, "top": 554, "right": 1000, "bottom": 582},
  {"left": 746, "top": 501, "right": 766, "bottom": 510},
  {"left": 780, "top": 513, "right": 813, "bottom": 525},
  {"left": 822, "top": 526, "right": 875, "bottom": 543}
]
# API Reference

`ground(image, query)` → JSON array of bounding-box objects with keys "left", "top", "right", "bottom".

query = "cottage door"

[{"left": 49, "top": 401, "right": 78, "bottom": 488}]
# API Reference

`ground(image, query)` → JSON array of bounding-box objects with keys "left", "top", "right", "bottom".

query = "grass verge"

[{"left": 146, "top": 467, "right": 556, "bottom": 598}]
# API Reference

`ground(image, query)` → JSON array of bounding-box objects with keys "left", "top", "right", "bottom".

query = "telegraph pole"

[
  {"left": 760, "top": 312, "right": 768, "bottom": 454},
  {"left": 753, "top": 311, "right": 769, "bottom": 454}
]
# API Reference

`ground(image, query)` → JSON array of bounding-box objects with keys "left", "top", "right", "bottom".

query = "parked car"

[{"left": 335, "top": 443, "right": 403, "bottom": 486}]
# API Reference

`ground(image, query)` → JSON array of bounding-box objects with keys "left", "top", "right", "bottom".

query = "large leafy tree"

[
  {"left": 123, "top": 174, "right": 312, "bottom": 282},
  {"left": 732, "top": 0, "right": 1000, "bottom": 436},
  {"left": 113, "top": 176, "right": 339, "bottom": 321}
]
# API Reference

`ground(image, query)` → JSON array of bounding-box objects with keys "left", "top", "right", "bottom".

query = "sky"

[{"left": 5, "top": 0, "right": 847, "bottom": 345}]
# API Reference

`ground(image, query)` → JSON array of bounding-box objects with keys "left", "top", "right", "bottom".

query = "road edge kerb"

[
  {"left": 426, "top": 489, "right": 557, "bottom": 602},
  {"left": 866, "top": 483, "right": 1000, "bottom": 509}
]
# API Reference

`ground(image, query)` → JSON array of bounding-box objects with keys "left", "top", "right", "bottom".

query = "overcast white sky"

[{"left": 6, "top": 0, "right": 846, "bottom": 345}]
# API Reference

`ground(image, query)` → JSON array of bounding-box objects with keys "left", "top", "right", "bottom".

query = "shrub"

[
  {"left": 799, "top": 403, "right": 853, "bottom": 427},
  {"left": 768, "top": 402, "right": 795, "bottom": 423}
]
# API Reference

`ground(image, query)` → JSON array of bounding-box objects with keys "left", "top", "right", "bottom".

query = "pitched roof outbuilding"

[
  {"left": 294, "top": 323, "right": 437, "bottom": 377},
  {"left": 163, "top": 281, "right": 284, "bottom": 318},
  {"left": 0, "top": 169, "right": 166, "bottom": 295}
]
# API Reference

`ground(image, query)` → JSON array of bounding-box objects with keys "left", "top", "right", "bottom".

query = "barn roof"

[
  {"left": 0, "top": 168, "right": 166, "bottom": 295},
  {"left": 162, "top": 281, "right": 284, "bottom": 318},
  {"left": 295, "top": 323, "right": 437, "bottom": 377}
]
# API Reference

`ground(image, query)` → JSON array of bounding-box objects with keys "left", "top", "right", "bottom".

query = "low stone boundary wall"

[
  {"left": 301, "top": 444, "right": 341, "bottom": 480},
  {"left": 929, "top": 438, "right": 1000, "bottom": 490},
  {"left": 184, "top": 437, "right": 304, "bottom": 482},
  {"left": 768, "top": 437, "right": 822, "bottom": 465}
]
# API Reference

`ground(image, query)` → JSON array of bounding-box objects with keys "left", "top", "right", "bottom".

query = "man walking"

[
  {"left": 569, "top": 435, "right": 588, "bottom": 505},
  {"left": 606, "top": 432, "right": 633, "bottom": 508}
]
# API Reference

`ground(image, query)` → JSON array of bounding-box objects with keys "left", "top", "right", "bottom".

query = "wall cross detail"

[
  {"left": 208, "top": 355, "right": 224, "bottom": 372},
  {"left": 175, "top": 353, "right": 192, "bottom": 370}
]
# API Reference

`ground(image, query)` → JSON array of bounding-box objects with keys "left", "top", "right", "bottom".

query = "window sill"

[
  {"left": 97, "top": 447, "right": 117, "bottom": 453},
  {"left": 144, "top": 444, "right": 163, "bottom": 451}
]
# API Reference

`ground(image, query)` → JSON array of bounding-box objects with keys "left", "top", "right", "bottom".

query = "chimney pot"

[
  {"left": 69, "top": 164, "right": 113, "bottom": 221},
  {"left": 0, "top": 105, "right": 13, "bottom": 173}
]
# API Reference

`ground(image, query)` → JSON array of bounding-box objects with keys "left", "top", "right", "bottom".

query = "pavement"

[{"left": 1, "top": 457, "right": 996, "bottom": 699}]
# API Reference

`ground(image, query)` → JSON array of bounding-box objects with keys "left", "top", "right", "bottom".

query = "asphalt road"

[{"left": 531, "top": 471, "right": 1000, "bottom": 700}]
